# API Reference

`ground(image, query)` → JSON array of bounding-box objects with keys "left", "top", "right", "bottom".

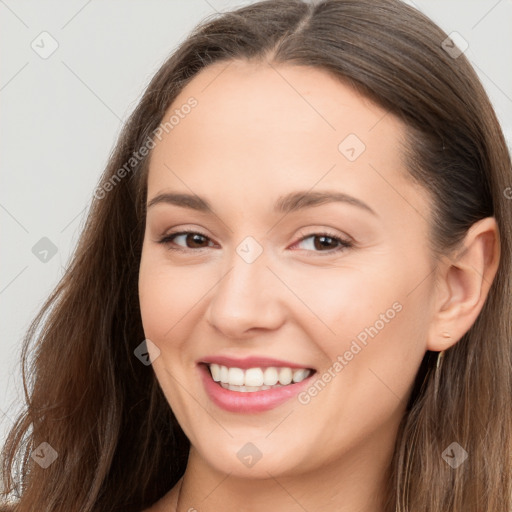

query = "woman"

[{"left": 1, "top": 0, "right": 511, "bottom": 511}]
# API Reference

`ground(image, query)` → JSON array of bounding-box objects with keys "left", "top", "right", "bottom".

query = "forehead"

[{"left": 146, "top": 59, "right": 429, "bottom": 223}]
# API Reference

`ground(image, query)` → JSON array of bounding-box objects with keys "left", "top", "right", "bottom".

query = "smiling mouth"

[{"left": 203, "top": 363, "right": 316, "bottom": 393}]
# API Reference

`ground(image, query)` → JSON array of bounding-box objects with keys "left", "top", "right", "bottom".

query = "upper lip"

[{"left": 198, "top": 355, "right": 315, "bottom": 370}]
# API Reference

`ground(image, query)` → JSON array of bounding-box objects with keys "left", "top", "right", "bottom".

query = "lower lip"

[{"left": 198, "top": 364, "right": 315, "bottom": 413}]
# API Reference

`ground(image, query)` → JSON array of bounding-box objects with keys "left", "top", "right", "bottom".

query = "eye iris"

[
  {"left": 188, "top": 233, "right": 207, "bottom": 248},
  {"left": 314, "top": 235, "right": 337, "bottom": 250}
]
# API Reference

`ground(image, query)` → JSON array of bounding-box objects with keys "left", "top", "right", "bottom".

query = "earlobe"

[{"left": 426, "top": 217, "right": 500, "bottom": 352}]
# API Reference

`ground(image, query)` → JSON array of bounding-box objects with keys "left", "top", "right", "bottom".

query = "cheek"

[
  {"left": 293, "top": 252, "right": 432, "bottom": 389},
  {"left": 138, "top": 255, "right": 200, "bottom": 426},
  {"left": 291, "top": 275, "right": 430, "bottom": 462},
  {"left": 284, "top": 258, "right": 406, "bottom": 344},
  {"left": 138, "top": 255, "right": 204, "bottom": 343}
]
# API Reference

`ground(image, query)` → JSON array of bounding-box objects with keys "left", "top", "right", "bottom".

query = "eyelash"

[{"left": 157, "top": 229, "right": 353, "bottom": 255}]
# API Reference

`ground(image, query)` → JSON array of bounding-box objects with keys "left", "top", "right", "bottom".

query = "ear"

[{"left": 427, "top": 217, "right": 501, "bottom": 352}]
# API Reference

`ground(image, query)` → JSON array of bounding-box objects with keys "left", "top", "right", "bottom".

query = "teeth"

[
  {"left": 207, "top": 364, "right": 312, "bottom": 391},
  {"left": 210, "top": 364, "right": 221, "bottom": 382},
  {"left": 263, "top": 367, "right": 278, "bottom": 386},
  {"left": 278, "top": 367, "right": 292, "bottom": 385},
  {"left": 245, "top": 368, "right": 264, "bottom": 387},
  {"left": 292, "top": 369, "right": 310, "bottom": 382},
  {"left": 228, "top": 367, "right": 245, "bottom": 386},
  {"left": 221, "top": 383, "right": 275, "bottom": 392}
]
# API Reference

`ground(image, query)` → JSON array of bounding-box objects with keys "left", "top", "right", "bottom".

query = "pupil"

[
  {"left": 315, "top": 236, "right": 334, "bottom": 250},
  {"left": 190, "top": 234, "right": 203, "bottom": 247}
]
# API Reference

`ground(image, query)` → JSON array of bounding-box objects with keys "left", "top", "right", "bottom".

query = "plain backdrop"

[{"left": 1, "top": 0, "right": 511, "bottom": 450}]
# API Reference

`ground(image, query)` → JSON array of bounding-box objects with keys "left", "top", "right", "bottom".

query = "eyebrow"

[{"left": 147, "top": 190, "right": 377, "bottom": 217}]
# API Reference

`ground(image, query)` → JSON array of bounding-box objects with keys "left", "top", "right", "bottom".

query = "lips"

[{"left": 197, "top": 355, "right": 316, "bottom": 413}]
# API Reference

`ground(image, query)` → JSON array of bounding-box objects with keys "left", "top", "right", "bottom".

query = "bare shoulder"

[{"left": 142, "top": 477, "right": 182, "bottom": 512}]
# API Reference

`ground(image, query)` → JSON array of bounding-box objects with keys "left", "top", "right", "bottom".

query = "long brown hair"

[{"left": 2, "top": 1, "right": 511, "bottom": 510}]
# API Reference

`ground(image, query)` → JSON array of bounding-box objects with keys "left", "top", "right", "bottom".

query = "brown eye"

[
  {"left": 158, "top": 231, "right": 214, "bottom": 251},
  {"left": 293, "top": 232, "right": 353, "bottom": 254}
]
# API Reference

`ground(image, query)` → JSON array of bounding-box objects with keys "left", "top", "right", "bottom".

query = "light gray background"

[{"left": 1, "top": 0, "right": 511, "bottom": 450}]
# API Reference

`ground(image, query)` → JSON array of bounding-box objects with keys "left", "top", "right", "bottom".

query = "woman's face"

[{"left": 138, "top": 60, "right": 436, "bottom": 478}]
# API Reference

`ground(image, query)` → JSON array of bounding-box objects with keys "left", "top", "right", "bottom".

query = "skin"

[{"left": 139, "top": 59, "right": 500, "bottom": 512}]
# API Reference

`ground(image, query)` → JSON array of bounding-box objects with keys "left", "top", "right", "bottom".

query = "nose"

[{"left": 205, "top": 243, "right": 287, "bottom": 339}]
